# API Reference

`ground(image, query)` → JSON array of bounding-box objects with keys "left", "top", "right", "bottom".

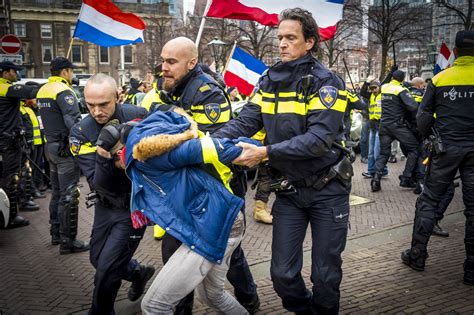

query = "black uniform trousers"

[
  {"left": 44, "top": 142, "right": 80, "bottom": 239},
  {"left": 375, "top": 123, "right": 420, "bottom": 179},
  {"left": 0, "top": 140, "right": 21, "bottom": 223},
  {"left": 89, "top": 202, "right": 146, "bottom": 315},
  {"left": 411, "top": 144, "right": 474, "bottom": 265},
  {"left": 161, "top": 171, "right": 257, "bottom": 313},
  {"left": 254, "top": 165, "right": 272, "bottom": 203},
  {"left": 271, "top": 179, "right": 350, "bottom": 313}
]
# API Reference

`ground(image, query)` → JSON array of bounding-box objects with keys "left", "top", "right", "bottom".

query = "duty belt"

[
  {"left": 290, "top": 168, "right": 337, "bottom": 191},
  {"left": 96, "top": 192, "right": 131, "bottom": 209}
]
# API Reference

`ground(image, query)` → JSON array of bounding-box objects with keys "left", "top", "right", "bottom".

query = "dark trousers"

[
  {"left": 0, "top": 141, "right": 21, "bottom": 222},
  {"left": 31, "top": 144, "right": 45, "bottom": 190},
  {"left": 270, "top": 180, "right": 350, "bottom": 313},
  {"left": 89, "top": 202, "right": 146, "bottom": 315},
  {"left": 360, "top": 118, "right": 369, "bottom": 159},
  {"left": 411, "top": 144, "right": 474, "bottom": 261},
  {"left": 254, "top": 165, "right": 272, "bottom": 203},
  {"left": 44, "top": 142, "right": 80, "bottom": 239},
  {"left": 435, "top": 182, "right": 455, "bottom": 221},
  {"left": 375, "top": 123, "right": 420, "bottom": 178}
]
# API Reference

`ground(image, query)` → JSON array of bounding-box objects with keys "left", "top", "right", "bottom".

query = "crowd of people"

[{"left": 0, "top": 6, "right": 473, "bottom": 315}]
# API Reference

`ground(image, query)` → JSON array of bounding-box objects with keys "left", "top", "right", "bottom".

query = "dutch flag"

[
  {"left": 434, "top": 43, "right": 454, "bottom": 75},
  {"left": 224, "top": 47, "right": 268, "bottom": 97},
  {"left": 73, "top": 0, "right": 145, "bottom": 47},
  {"left": 206, "top": 0, "right": 344, "bottom": 41}
]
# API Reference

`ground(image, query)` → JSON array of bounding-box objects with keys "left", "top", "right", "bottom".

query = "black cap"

[
  {"left": 455, "top": 30, "right": 474, "bottom": 49},
  {"left": 369, "top": 79, "right": 380, "bottom": 88},
  {"left": 130, "top": 78, "right": 143, "bottom": 89},
  {"left": 392, "top": 70, "right": 405, "bottom": 82},
  {"left": 50, "top": 57, "right": 76, "bottom": 71},
  {"left": 0, "top": 61, "right": 23, "bottom": 72}
]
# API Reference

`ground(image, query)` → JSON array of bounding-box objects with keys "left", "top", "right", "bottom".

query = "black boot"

[
  {"left": 399, "top": 175, "right": 416, "bottom": 188},
  {"left": 20, "top": 199, "right": 40, "bottom": 211},
  {"left": 432, "top": 221, "right": 449, "bottom": 237},
  {"left": 51, "top": 225, "right": 60, "bottom": 245},
  {"left": 128, "top": 265, "right": 155, "bottom": 301},
  {"left": 8, "top": 215, "right": 30, "bottom": 228},
  {"left": 388, "top": 154, "right": 397, "bottom": 163},
  {"left": 59, "top": 239, "right": 90, "bottom": 254},
  {"left": 401, "top": 248, "right": 428, "bottom": 271},
  {"left": 413, "top": 181, "right": 423, "bottom": 195},
  {"left": 464, "top": 259, "right": 474, "bottom": 286},
  {"left": 371, "top": 173, "right": 381, "bottom": 192}
]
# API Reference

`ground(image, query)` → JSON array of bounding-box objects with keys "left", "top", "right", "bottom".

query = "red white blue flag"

[
  {"left": 74, "top": 0, "right": 146, "bottom": 47},
  {"left": 206, "top": 0, "right": 344, "bottom": 41},
  {"left": 434, "top": 43, "right": 453, "bottom": 75},
  {"left": 224, "top": 47, "right": 268, "bottom": 96}
]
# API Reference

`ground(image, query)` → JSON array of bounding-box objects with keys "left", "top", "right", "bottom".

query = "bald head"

[
  {"left": 161, "top": 37, "right": 199, "bottom": 91},
  {"left": 85, "top": 73, "right": 117, "bottom": 98},
  {"left": 411, "top": 77, "right": 425, "bottom": 90},
  {"left": 84, "top": 73, "right": 118, "bottom": 124}
]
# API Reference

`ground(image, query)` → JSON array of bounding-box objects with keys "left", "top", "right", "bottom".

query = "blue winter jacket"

[{"left": 125, "top": 111, "right": 259, "bottom": 263}]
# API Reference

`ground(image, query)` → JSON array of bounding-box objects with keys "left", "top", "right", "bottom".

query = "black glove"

[
  {"left": 96, "top": 124, "right": 121, "bottom": 152},
  {"left": 119, "top": 120, "right": 140, "bottom": 145}
]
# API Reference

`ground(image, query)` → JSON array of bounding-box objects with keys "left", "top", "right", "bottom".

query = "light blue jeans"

[
  {"left": 368, "top": 127, "right": 388, "bottom": 175},
  {"left": 141, "top": 213, "right": 248, "bottom": 315}
]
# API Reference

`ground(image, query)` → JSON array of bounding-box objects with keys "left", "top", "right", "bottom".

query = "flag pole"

[
  {"left": 222, "top": 41, "right": 237, "bottom": 76},
  {"left": 195, "top": 0, "right": 211, "bottom": 47},
  {"left": 66, "top": 37, "right": 74, "bottom": 59}
]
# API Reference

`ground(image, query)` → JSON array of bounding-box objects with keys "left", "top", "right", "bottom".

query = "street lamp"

[{"left": 207, "top": 37, "right": 226, "bottom": 72}]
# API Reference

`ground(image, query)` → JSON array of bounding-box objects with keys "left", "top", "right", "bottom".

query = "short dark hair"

[
  {"left": 456, "top": 47, "right": 474, "bottom": 57},
  {"left": 279, "top": 8, "right": 320, "bottom": 54},
  {"left": 51, "top": 70, "right": 61, "bottom": 76}
]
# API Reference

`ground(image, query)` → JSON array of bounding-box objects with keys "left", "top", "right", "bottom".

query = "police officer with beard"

[
  {"left": 70, "top": 74, "right": 154, "bottom": 314},
  {"left": 140, "top": 37, "right": 260, "bottom": 314},
  {"left": 36, "top": 57, "right": 88, "bottom": 253},
  {"left": 402, "top": 31, "right": 474, "bottom": 286},
  {"left": 213, "top": 8, "right": 351, "bottom": 314},
  {"left": 0, "top": 61, "right": 38, "bottom": 228}
]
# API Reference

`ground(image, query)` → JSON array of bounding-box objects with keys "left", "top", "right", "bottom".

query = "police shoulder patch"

[
  {"left": 64, "top": 94, "right": 75, "bottom": 105},
  {"left": 199, "top": 84, "right": 211, "bottom": 93},
  {"left": 204, "top": 103, "right": 221, "bottom": 123},
  {"left": 318, "top": 86, "right": 338, "bottom": 109},
  {"left": 69, "top": 138, "right": 81, "bottom": 155}
]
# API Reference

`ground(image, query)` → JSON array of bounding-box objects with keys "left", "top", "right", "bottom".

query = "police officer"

[
  {"left": 213, "top": 8, "right": 351, "bottom": 313},
  {"left": 343, "top": 90, "right": 366, "bottom": 143},
  {"left": 0, "top": 61, "right": 38, "bottom": 228},
  {"left": 371, "top": 70, "right": 420, "bottom": 192},
  {"left": 36, "top": 57, "right": 88, "bottom": 253},
  {"left": 141, "top": 37, "right": 260, "bottom": 314},
  {"left": 402, "top": 31, "right": 474, "bottom": 286},
  {"left": 69, "top": 74, "right": 154, "bottom": 314},
  {"left": 124, "top": 78, "right": 145, "bottom": 105}
]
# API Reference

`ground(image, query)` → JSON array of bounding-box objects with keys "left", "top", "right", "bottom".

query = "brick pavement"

[{"left": 0, "top": 157, "right": 470, "bottom": 314}]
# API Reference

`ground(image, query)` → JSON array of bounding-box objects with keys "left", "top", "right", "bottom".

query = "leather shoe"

[
  {"left": 401, "top": 248, "right": 427, "bottom": 271},
  {"left": 32, "top": 190, "right": 46, "bottom": 199},
  {"left": 432, "top": 222, "right": 449, "bottom": 237},
  {"left": 59, "top": 239, "right": 90, "bottom": 254},
  {"left": 362, "top": 172, "right": 373, "bottom": 179},
  {"left": 240, "top": 294, "right": 261, "bottom": 314},
  {"left": 20, "top": 199, "right": 40, "bottom": 211},
  {"left": 388, "top": 155, "right": 397, "bottom": 163},
  {"left": 128, "top": 265, "right": 155, "bottom": 301},
  {"left": 399, "top": 175, "right": 416, "bottom": 188},
  {"left": 8, "top": 215, "right": 30, "bottom": 228}
]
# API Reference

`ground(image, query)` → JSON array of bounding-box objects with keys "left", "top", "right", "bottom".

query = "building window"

[
  {"left": 71, "top": 45, "right": 82, "bottom": 63},
  {"left": 124, "top": 46, "right": 133, "bottom": 64},
  {"left": 70, "top": 25, "right": 75, "bottom": 37},
  {"left": 14, "top": 22, "right": 26, "bottom": 37},
  {"left": 99, "top": 46, "right": 109, "bottom": 64},
  {"left": 42, "top": 44, "right": 53, "bottom": 63},
  {"left": 41, "top": 24, "right": 52, "bottom": 38}
]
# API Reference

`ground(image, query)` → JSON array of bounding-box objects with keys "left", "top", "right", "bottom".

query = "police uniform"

[
  {"left": 372, "top": 73, "right": 420, "bottom": 191},
  {"left": 0, "top": 62, "right": 37, "bottom": 228},
  {"left": 36, "top": 58, "right": 85, "bottom": 252},
  {"left": 70, "top": 103, "right": 153, "bottom": 314},
  {"left": 141, "top": 64, "right": 260, "bottom": 313},
  {"left": 213, "top": 53, "right": 351, "bottom": 313},
  {"left": 402, "top": 31, "right": 474, "bottom": 285},
  {"left": 344, "top": 91, "right": 366, "bottom": 141}
]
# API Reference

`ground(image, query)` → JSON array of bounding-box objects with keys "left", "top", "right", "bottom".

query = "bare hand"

[{"left": 232, "top": 142, "right": 267, "bottom": 168}]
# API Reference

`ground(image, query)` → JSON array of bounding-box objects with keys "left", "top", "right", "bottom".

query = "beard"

[{"left": 162, "top": 78, "right": 176, "bottom": 91}]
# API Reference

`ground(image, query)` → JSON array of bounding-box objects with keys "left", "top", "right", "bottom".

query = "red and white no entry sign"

[{"left": 0, "top": 34, "right": 22, "bottom": 55}]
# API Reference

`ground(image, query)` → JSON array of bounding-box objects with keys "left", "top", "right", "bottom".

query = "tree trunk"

[{"left": 380, "top": 44, "right": 389, "bottom": 81}]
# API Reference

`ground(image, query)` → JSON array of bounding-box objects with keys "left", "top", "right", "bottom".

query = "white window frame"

[
  {"left": 99, "top": 46, "right": 110, "bottom": 64},
  {"left": 124, "top": 46, "right": 133, "bottom": 64},
  {"left": 40, "top": 24, "right": 52, "bottom": 38},
  {"left": 14, "top": 22, "right": 26, "bottom": 37},
  {"left": 71, "top": 45, "right": 82, "bottom": 63},
  {"left": 42, "top": 44, "right": 53, "bottom": 63}
]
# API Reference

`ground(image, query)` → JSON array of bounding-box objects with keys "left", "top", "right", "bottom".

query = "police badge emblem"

[
  {"left": 69, "top": 138, "right": 81, "bottom": 155},
  {"left": 64, "top": 95, "right": 75, "bottom": 105},
  {"left": 318, "top": 86, "right": 338, "bottom": 109},
  {"left": 204, "top": 103, "right": 221, "bottom": 123}
]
